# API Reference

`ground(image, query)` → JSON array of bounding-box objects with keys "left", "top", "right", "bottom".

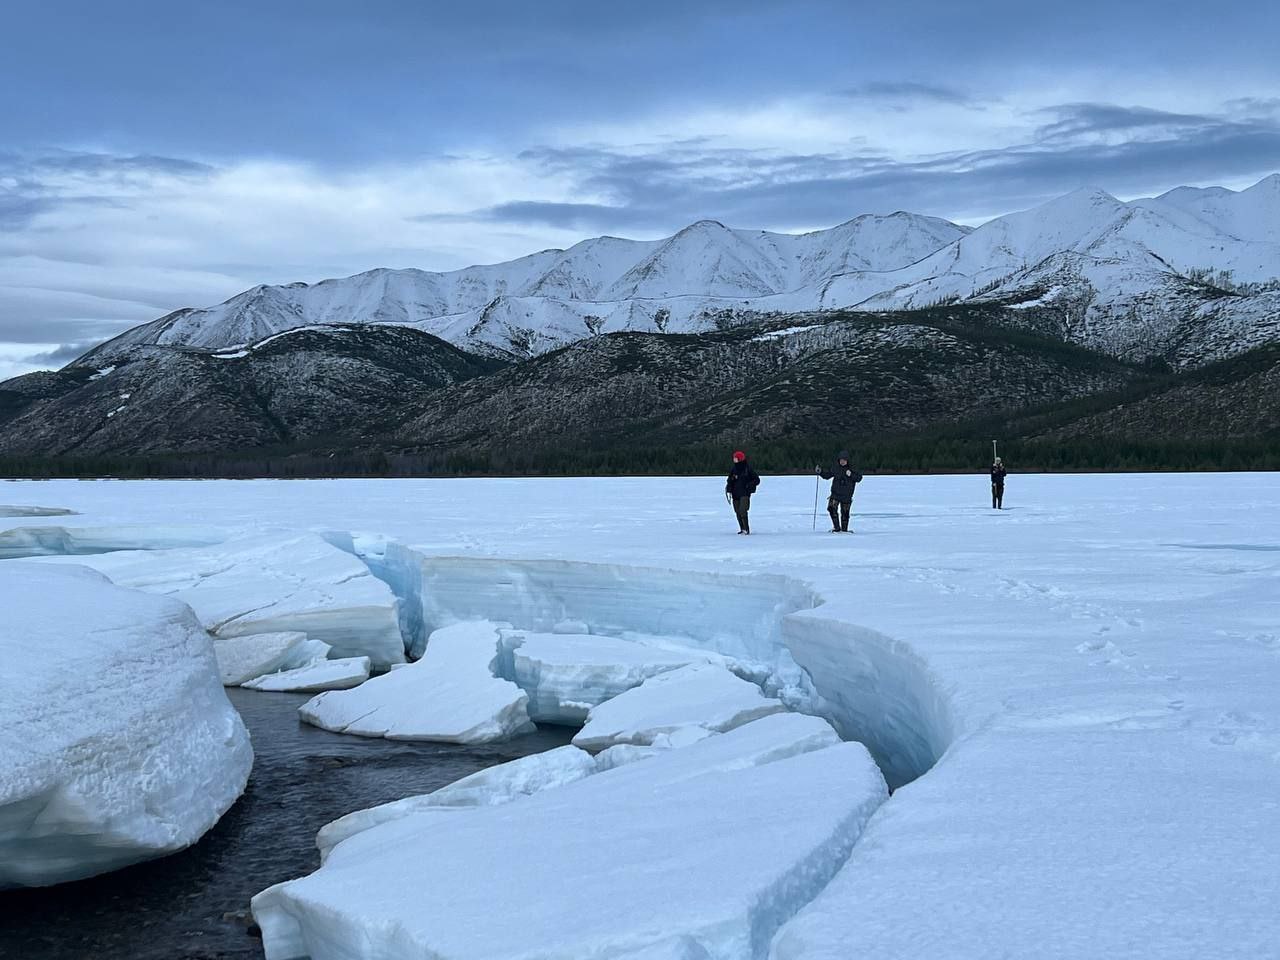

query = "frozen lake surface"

[{"left": 1, "top": 472, "right": 1277, "bottom": 958}]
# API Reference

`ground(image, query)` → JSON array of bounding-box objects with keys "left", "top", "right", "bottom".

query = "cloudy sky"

[{"left": 2, "top": 0, "right": 1278, "bottom": 376}]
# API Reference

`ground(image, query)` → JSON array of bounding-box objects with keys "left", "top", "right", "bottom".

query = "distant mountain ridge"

[
  {"left": 73, "top": 177, "right": 1277, "bottom": 369},
  {"left": 80, "top": 210, "right": 972, "bottom": 364},
  {"left": 75, "top": 175, "right": 1280, "bottom": 370}
]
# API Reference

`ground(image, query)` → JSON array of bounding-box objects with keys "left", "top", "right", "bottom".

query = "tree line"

[{"left": 4, "top": 435, "right": 1278, "bottom": 481}]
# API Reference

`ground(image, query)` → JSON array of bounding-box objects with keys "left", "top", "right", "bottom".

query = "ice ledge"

[{"left": 389, "top": 550, "right": 955, "bottom": 788}]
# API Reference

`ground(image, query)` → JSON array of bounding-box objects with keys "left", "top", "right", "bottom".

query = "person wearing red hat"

[{"left": 725, "top": 450, "right": 760, "bottom": 535}]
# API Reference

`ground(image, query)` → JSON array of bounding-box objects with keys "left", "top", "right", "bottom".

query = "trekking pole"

[
  {"left": 812, "top": 471, "right": 819, "bottom": 531},
  {"left": 991, "top": 439, "right": 998, "bottom": 462}
]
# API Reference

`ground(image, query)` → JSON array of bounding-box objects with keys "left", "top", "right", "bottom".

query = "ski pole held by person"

[
  {"left": 991, "top": 457, "right": 1008, "bottom": 510},
  {"left": 816, "top": 451, "right": 863, "bottom": 532}
]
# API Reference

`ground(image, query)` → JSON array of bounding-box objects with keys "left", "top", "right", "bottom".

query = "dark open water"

[{"left": 0, "top": 688, "right": 572, "bottom": 960}]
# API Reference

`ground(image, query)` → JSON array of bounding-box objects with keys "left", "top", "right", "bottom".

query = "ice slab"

[
  {"left": 242, "top": 657, "right": 371, "bottom": 693},
  {"left": 318, "top": 713, "right": 840, "bottom": 862},
  {"left": 593, "top": 742, "right": 662, "bottom": 771},
  {"left": 0, "top": 563, "right": 252, "bottom": 888},
  {"left": 316, "top": 744, "right": 598, "bottom": 860},
  {"left": 299, "top": 621, "right": 534, "bottom": 743},
  {"left": 35, "top": 532, "right": 405, "bottom": 668},
  {"left": 0, "top": 505, "right": 76, "bottom": 517},
  {"left": 253, "top": 714, "right": 885, "bottom": 960},
  {"left": 573, "top": 662, "right": 786, "bottom": 750},
  {"left": 503, "top": 630, "right": 708, "bottom": 723},
  {"left": 214, "top": 631, "right": 307, "bottom": 686},
  {"left": 280, "top": 637, "right": 332, "bottom": 670},
  {"left": 588, "top": 712, "right": 845, "bottom": 789},
  {"left": 0, "top": 523, "right": 225, "bottom": 558}
]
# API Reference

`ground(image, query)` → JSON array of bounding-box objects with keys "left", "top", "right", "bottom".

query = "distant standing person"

[
  {"left": 991, "top": 457, "right": 1007, "bottom": 509},
  {"left": 817, "top": 451, "right": 863, "bottom": 532},
  {"left": 726, "top": 450, "right": 760, "bottom": 535}
]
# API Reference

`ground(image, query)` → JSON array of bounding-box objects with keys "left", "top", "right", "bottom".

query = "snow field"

[{"left": 4, "top": 474, "right": 1277, "bottom": 958}]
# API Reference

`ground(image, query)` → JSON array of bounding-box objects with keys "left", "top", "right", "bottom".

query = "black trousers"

[
  {"left": 992, "top": 482, "right": 1004, "bottom": 508},
  {"left": 733, "top": 495, "right": 751, "bottom": 532},
  {"left": 827, "top": 496, "right": 851, "bottom": 531}
]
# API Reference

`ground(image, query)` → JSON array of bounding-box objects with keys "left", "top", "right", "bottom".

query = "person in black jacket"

[
  {"left": 816, "top": 451, "right": 863, "bottom": 532},
  {"left": 991, "top": 457, "right": 1007, "bottom": 509},
  {"left": 725, "top": 450, "right": 760, "bottom": 535}
]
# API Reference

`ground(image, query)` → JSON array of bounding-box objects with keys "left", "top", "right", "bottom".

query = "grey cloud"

[
  {"left": 27, "top": 153, "right": 214, "bottom": 178},
  {"left": 1033, "top": 103, "right": 1227, "bottom": 141},
  {"left": 0, "top": 195, "right": 59, "bottom": 231},
  {"left": 0, "top": 194, "right": 132, "bottom": 233},
  {"left": 0, "top": 316, "right": 133, "bottom": 345},
  {"left": 0, "top": 151, "right": 214, "bottom": 231},
  {"left": 21, "top": 341, "right": 99, "bottom": 366},
  {"left": 480, "top": 201, "right": 647, "bottom": 231},
  {"left": 836, "top": 81, "right": 978, "bottom": 107},
  {"left": 478, "top": 102, "right": 1280, "bottom": 232}
]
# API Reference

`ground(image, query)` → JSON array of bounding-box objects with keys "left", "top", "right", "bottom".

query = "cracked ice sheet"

[
  {"left": 254, "top": 713, "right": 882, "bottom": 960},
  {"left": 34, "top": 532, "right": 404, "bottom": 667},
  {"left": 573, "top": 661, "right": 786, "bottom": 749},
  {"left": 323, "top": 713, "right": 840, "bottom": 856},
  {"left": 316, "top": 744, "right": 600, "bottom": 860},
  {"left": 6, "top": 473, "right": 1280, "bottom": 957},
  {"left": 0, "top": 563, "right": 252, "bottom": 888},
  {"left": 318, "top": 713, "right": 840, "bottom": 860},
  {"left": 299, "top": 621, "right": 533, "bottom": 743},
  {"left": 503, "top": 630, "right": 719, "bottom": 723}
]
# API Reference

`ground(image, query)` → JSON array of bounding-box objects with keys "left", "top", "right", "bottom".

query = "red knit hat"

[{"left": 732, "top": 450, "right": 746, "bottom": 462}]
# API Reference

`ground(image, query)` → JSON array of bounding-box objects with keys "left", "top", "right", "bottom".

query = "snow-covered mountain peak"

[
  {"left": 679, "top": 218, "right": 732, "bottom": 233},
  {"left": 1156, "top": 184, "right": 1234, "bottom": 203},
  {"left": 76, "top": 175, "right": 1280, "bottom": 367},
  {"left": 1027, "top": 188, "right": 1130, "bottom": 230}
]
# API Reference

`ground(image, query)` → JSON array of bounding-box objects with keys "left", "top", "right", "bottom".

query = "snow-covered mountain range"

[{"left": 82, "top": 175, "right": 1280, "bottom": 368}]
